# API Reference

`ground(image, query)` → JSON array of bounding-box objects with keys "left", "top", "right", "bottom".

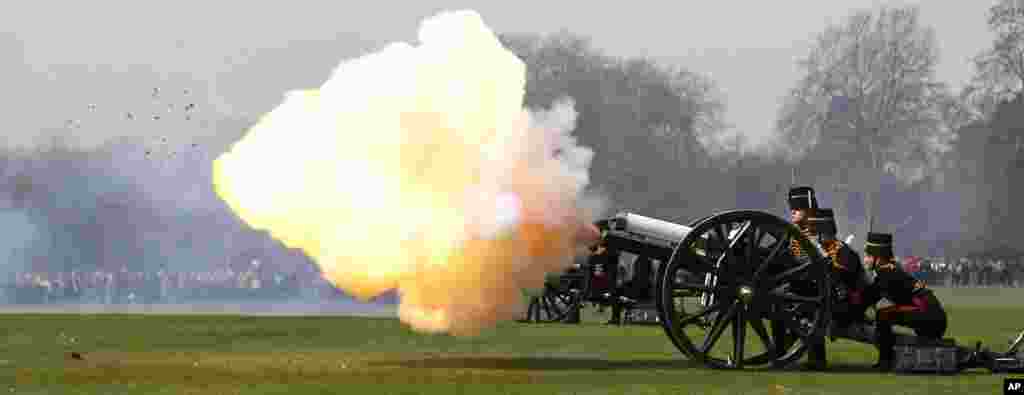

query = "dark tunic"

[
  {"left": 828, "top": 241, "right": 871, "bottom": 326},
  {"left": 864, "top": 259, "right": 947, "bottom": 339},
  {"left": 864, "top": 260, "right": 929, "bottom": 306},
  {"left": 863, "top": 258, "right": 948, "bottom": 368}
]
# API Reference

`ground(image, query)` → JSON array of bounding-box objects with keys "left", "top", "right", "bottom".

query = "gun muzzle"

[
  {"left": 590, "top": 212, "right": 694, "bottom": 261},
  {"left": 576, "top": 221, "right": 602, "bottom": 246}
]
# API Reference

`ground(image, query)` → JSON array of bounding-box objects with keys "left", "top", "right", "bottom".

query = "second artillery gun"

[{"left": 531, "top": 209, "right": 1024, "bottom": 373}]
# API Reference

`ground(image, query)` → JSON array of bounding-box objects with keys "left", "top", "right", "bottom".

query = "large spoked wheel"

[
  {"left": 656, "top": 210, "right": 831, "bottom": 370},
  {"left": 526, "top": 272, "right": 584, "bottom": 323}
]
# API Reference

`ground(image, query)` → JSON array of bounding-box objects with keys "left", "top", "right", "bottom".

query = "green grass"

[{"left": 2, "top": 287, "right": 1023, "bottom": 394}]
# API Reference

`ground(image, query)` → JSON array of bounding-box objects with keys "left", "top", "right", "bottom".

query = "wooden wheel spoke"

[
  {"left": 712, "top": 224, "right": 729, "bottom": 249},
  {"left": 752, "top": 232, "right": 787, "bottom": 282},
  {"left": 770, "top": 319, "right": 792, "bottom": 359},
  {"left": 732, "top": 305, "right": 747, "bottom": 368},
  {"left": 675, "top": 282, "right": 714, "bottom": 293},
  {"left": 541, "top": 296, "right": 558, "bottom": 317},
  {"left": 679, "top": 300, "right": 727, "bottom": 326},
  {"left": 700, "top": 301, "right": 738, "bottom": 353},
  {"left": 744, "top": 225, "right": 758, "bottom": 269},
  {"left": 691, "top": 255, "right": 718, "bottom": 273},
  {"left": 729, "top": 221, "right": 752, "bottom": 247},
  {"left": 714, "top": 222, "right": 751, "bottom": 269},
  {"left": 770, "top": 289, "right": 822, "bottom": 305},
  {"left": 753, "top": 227, "right": 769, "bottom": 251},
  {"left": 748, "top": 318, "right": 775, "bottom": 356},
  {"left": 768, "top": 261, "right": 812, "bottom": 283}
]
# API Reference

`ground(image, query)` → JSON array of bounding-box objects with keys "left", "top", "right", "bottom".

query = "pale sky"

[{"left": 3, "top": 0, "right": 996, "bottom": 152}]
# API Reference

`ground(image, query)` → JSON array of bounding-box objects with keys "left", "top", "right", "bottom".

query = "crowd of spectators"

[
  {"left": 905, "top": 255, "right": 1024, "bottom": 287},
  {"left": 5, "top": 254, "right": 1022, "bottom": 305},
  {"left": 1, "top": 261, "right": 349, "bottom": 304}
]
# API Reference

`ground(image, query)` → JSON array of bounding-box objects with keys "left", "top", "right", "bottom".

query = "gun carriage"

[
  {"left": 524, "top": 209, "right": 1024, "bottom": 373},
  {"left": 524, "top": 213, "right": 712, "bottom": 326}
]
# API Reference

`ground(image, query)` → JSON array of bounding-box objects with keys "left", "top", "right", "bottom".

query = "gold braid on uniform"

[
  {"left": 875, "top": 259, "right": 897, "bottom": 272},
  {"left": 873, "top": 257, "right": 927, "bottom": 290},
  {"left": 820, "top": 239, "right": 845, "bottom": 271},
  {"left": 788, "top": 223, "right": 817, "bottom": 258}
]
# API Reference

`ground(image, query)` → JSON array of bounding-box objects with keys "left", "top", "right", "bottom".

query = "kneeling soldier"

[{"left": 862, "top": 232, "right": 948, "bottom": 371}]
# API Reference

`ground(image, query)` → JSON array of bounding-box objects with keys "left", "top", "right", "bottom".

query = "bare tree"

[
  {"left": 500, "top": 31, "right": 729, "bottom": 221},
  {"left": 952, "top": 1, "right": 1024, "bottom": 251},
  {"left": 963, "top": 0, "right": 1024, "bottom": 119},
  {"left": 775, "top": 6, "right": 958, "bottom": 236}
]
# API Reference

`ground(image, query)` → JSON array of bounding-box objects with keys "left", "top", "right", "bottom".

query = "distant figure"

[
  {"left": 954, "top": 258, "right": 966, "bottom": 287},
  {"left": 903, "top": 256, "right": 922, "bottom": 280}
]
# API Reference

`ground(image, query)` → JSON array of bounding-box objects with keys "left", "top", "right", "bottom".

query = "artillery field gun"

[{"left": 525, "top": 209, "right": 1024, "bottom": 374}]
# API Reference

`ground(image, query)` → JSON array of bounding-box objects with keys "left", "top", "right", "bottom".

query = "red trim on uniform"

[
  {"left": 911, "top": 294, "right": 929, "bottom": 311},
  {"left": 877, "top": 303, "right": 924, "bottom": 320}
]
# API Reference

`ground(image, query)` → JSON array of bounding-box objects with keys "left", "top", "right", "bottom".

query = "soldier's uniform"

[
  {"left": 786, "top": 186, "right": 820, "bottom": 258},
  {"left": 809, "top": 208, "right": 870, "bottom": 329},
  {"left": 777, "top": 186, "right": 829, "bottom": 369},
  {"left": 862, "top": 232, "right": 948, "bottom": 371}
]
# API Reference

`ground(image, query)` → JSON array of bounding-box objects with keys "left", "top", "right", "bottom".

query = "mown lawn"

[{"left": 1, "top": 287, "right": 1022, "bottom": 394}]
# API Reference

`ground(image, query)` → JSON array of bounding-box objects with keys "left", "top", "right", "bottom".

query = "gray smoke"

[
  {"left": 0, "top": 209, "right": 40, "bottom": 282},
  {"left": 0, "top": 116, "right": 368, "bottom": 308},
  {"left": 1, "top": 6, "right": 384, "bottom": 308}
]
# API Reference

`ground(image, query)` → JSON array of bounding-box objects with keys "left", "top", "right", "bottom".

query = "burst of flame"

[{"left": 211, "top": 9, "right": 601, "bottom": 336}]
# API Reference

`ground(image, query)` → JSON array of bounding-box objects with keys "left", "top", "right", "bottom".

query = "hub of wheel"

[{"left": 738, "top": 285, "right": 754, "bottom": 304}]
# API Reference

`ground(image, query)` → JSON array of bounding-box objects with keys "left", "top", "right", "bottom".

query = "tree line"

[
  {"left": 1, "top": 2, "right": 1020, "bottom": 270},
  {"left": 499, "top": 1, "right": 1024, "bottom": 257}
]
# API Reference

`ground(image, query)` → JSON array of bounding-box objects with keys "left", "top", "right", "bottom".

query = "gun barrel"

[
  {"left": 598, "top": 212, "right": 694, "bottom": 261},
  {"left": 611, "top": 212, "right": 692, "bottom": 243}
]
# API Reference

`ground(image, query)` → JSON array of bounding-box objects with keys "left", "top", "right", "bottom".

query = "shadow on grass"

[
  {"left": 370, "top": 356, "right": 700, "bottom": 371},
  {"left": 768, "top": 362, "right": 994, "bottom": 376},
  {"left": 370, "top": 355, "right": 997, "bottom": 376}
]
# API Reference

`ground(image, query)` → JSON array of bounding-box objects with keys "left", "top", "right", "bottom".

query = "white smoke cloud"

[{"left": 211, "top": 10, "right": 602, "bottom": 336}]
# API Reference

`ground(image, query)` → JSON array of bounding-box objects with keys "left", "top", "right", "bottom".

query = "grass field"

[{"left": 2, "top": 287, "right": 1023, "bottom": 394}]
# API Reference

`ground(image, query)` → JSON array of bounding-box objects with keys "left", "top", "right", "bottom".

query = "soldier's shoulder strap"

[{"left": 875, "top": 261, "right": 899, "bottom": 272}]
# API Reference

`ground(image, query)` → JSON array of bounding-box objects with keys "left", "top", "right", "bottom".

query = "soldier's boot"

[
  {"left": 769, "top": 319, "right": 790, "bottom": 368},
  {"left": 803, "top": 339, "right": 828, "bottom": 371},
  {"left": 606, "top": 306, "right": 622, "bottom": 325},
  {"left": 563, "top": 304, "right": 581, "bottom": 324},
  {"left": 874, "top": 344, "right": 894, "bottom": 372}
]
